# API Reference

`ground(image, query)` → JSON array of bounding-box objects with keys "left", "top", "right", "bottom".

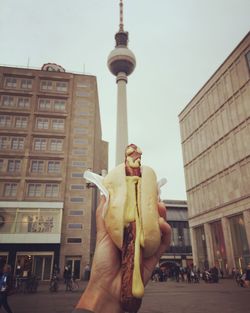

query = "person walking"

[{"left": 0, "top": 264, "right": 14, "bottom": 313}]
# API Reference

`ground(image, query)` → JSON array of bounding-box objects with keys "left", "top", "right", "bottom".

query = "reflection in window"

[
  {"left": 27, "top": 183, "right": 42, "bottom": 197},
  {"left": 48, "top": 161, "right": 60, "bottom": 173},
  {"left": 17, "top": 97, "right": 30, "bottom": 109},
  {"left": 7, "top": 160, "right": 21, "bottom": 172},
  {"left": 45, "top": 184, "right": 59, "bottom": 197},
  {"left": 0, "top": 115, "right": 11, "bottom": 127},
  {"left": 34, "top": 138, "right": 46, "bottom": 151},
  {"left": 4, "top": 183, "right": 17, "bottom": 196},
  {"left": 15, "top": 117, "right": 28, "bottom": 128},
  {"left": 36, "top": 118, "right": 49, "bottom": 129},
  {"left": 50, "top": 139, "right": 63, "bottom": 151},
  {"left": 11, "top": 137, "right": 24, "bottom": 150},
  {"left": 31, "top": 160, "right": 44, "bottom": 173},
  {"left": 5, "top": 77, "right": 17, "bottom": 88},
  {"left": 20, "top": 79, "right": 32, "bottom": 89}
]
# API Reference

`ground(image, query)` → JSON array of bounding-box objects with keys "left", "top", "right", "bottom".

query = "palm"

[{"left": 90, "top": 199, "right": 171, "bottom": 301}]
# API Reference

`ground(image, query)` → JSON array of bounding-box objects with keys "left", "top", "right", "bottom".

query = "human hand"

[{"left": 75, "top": 196, "right": 171, "bottom": 313}]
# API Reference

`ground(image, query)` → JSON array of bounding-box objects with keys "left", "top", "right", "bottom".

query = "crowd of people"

[{"left": 151, "top": 264, "right": 234, "bottom": 284}]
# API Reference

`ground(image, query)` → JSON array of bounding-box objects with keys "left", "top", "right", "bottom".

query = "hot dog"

[{"left": 102, "top": 144, "right": 161, "bottom": 312}]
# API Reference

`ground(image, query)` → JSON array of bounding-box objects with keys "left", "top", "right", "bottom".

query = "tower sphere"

[{"left": 107, "top": 46, "right": 136, "bottom": 77}]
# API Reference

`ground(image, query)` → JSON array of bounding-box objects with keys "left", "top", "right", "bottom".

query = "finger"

[
  {"left": 157, "top": 217, "right": 172, "bottom": 258},
  {"left": 158, "top": 202, "right": 167, "bottom": 220}
]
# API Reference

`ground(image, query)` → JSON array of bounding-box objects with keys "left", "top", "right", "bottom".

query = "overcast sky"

[{"left": 0, "top": 0, "right": 249, "bottom": 200}]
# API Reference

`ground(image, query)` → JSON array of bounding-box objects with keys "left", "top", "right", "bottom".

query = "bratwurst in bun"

[{"left": 102, "top": 144, "right": 161, "bottom": 312}]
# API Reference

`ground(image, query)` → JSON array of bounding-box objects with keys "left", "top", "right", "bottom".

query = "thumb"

[{"left": 96, "top": 196, "right": 107, "bottom": 241}]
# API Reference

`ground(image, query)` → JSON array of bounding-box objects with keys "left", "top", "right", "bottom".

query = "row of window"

[
  {"left": 0, "top": 115, "right": 66, "bottom": 131},
  {"left": 0, "top": 136, "right": 64, "bottom": 152},
  {"left": 1, "top": 183, "right": 86, "bottom": 199},
  {"left": 2, "top": 183, "right": 60, "bottom": 197},
  {"left": 4, "top": 77, "right": 68, "bottom": 93},
  {"left": 0, "top": 159, "right": 61, "bottom": 173},
  {"left": 0, "top": 95, "right": 66, "bottom": 112},
  {"left": 0, "top": 115, "right": 28, "bottom": 128},
  {"left": 0, "top": 159, "right": 88, "bottom": 177}
]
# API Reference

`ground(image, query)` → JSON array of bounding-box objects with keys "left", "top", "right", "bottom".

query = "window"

[
  {"left": 38, "top": 99, "right": 52, "bottom": 111},
  {"left": 73, "top": 149, "right": 87, "bottom": 155},
  {"left": 0, "top": 115, "right": 11, "bottom": 127},
  {"left": 5, "top": 77, "right": 17, "bottom": 88},
  {"left": 17, "top": 97, "right": 30, "bottom": 109},
  {"left": 74, "top": 128, "right": 88, "bottom": 134},
  {"left": 71, "top": 173, "right": 83, "bottom": 178},
  {"left": 0, "top": 160, "right": 3, "bottom": 171},
  {"left": 70, "top": 185, "right": 84, "bottom": 190},
  {"left": 70, "top": 197, "right": 84, "bottom": 203},
  {"left": 11, "top": 137, "right": 24, "bottom": 150},
  {"left": 69, "top": 210, "right": 84, "bottom": 216},
  {"left": 34, "top": 138, "right": 47, "bottom": 151},
  {"left": 73, "top": 139, "right": 88, "bottom": 145},
  {"left": 56, "top": 81, "right": 68, "bottom": 92},
  {"left": 31, "top": 160, "right": 44, "bottom": 173},
  {"left": 51, "top": 119, "right": 64, "bottom": 130},
  {"left": 0, "top": 137, "right": 8, "bottom": 149},
  {"left": 41, "top": 80, "right": 53, "bottom": 91},
  {"left": 2, "top": 95, "right": 14, "bottom": 107},
  {"left": 27, "top": 183, "right": 42, "bottom": 197},
  {"left": 67, "top": 238, "right": 82, "bottom": 243},
  {"left": 4, "top": 183, "right": 17, "bottom": 196},
  {"left": 54, "top": 100, "right": 66, "bottom": 111},
  {"left": 72, "top": 161, "right": 86, "bottom": 168},
  {"left": 20, "top": 79, "right": 32, "bottom": 89},
  {"left": 68, "top": 223, "right": 83, "bottom": 229},
  {"left": 50, "top": 139, "right": 63, "bottom": 151},
  {"left": 7, "top": 160, "right": 21, "bottom": 172},
  {"left": 246, "top": 50, "right": 250, "bottom": 71},
  {"left": 15, "top": 117, "right": 28, "bottom": 128},
  {"left": 45, "top": 184, "right": 59, "bottom": 197},
  {"left": 36, "top": 118, "right": 49, "bottom": 129},
  {"left": 48, "top": 161, "right": 60, "bottom": 173}
]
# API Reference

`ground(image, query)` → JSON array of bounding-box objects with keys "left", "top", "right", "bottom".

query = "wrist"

[{"left": 76, "top": 282, "right": 124, "bottom": 313}]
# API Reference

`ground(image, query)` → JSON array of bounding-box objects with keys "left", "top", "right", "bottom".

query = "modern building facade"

[
  {"left": 0, "top": 64, "right": 108, "bottom": 280},
  {"left": 161, "top": 200, "right": 193, "bottom": 268},
  {"left": 179, "top": 32, "right": 250, "bottom": 274}
]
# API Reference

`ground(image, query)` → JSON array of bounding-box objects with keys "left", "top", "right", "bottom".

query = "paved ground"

[{"left": 7, "top": 279, "right": 249, "bottom": 313}]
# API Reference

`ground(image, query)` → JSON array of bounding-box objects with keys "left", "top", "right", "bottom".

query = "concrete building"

[
  {"left": 0, "top": 63, "right": 108, "bottom": 280},
  {"left": 179, "top": 32, "right": 250, "bottom": 274},
  {"left": 107, "top": 0, "right": 136, "bottom": 165},
  {"left": 161, "top": 200, "right": 193, "bottom": 268}
]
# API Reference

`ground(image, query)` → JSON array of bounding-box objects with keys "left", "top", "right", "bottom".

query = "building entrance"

[
  {"left": 16, "top": 252, "right": 54, "bottom": 281},
  {"left": 65, "top": 257, "right": 81, "bottom": 279}
]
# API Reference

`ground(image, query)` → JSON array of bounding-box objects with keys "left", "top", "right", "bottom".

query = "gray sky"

[{"left": 0, "top": 0, "right": 249, "bottom": 200}]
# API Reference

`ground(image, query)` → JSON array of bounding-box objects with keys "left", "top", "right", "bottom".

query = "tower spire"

[{"left": 119, "top": 0, "right": 124, "bottom": 31}]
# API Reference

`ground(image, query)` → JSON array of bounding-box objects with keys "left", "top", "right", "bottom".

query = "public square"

[{"left": 7, "top": 279, "right": 249, "bottom": 313}]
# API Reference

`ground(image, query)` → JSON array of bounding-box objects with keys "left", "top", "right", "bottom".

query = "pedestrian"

[
  {"left": 84, "top": 264, "right": 90, "bottom": 281},
  {"left": 243, "top": 263, "right": 250, "bottom": 288},
  {"left": 0, "top": 264, "right": 14, "bottom": 313},
  {"left": 65, "top": 265, "right": 72, "bottom": 291}
]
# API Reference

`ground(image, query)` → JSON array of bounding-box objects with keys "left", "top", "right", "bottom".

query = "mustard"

[{"left": 125, "top": 176, "right": 144, "bottom": 298}]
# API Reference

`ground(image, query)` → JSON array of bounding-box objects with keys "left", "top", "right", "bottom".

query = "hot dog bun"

[{"left": 103, "top": 163, "right": 161, "bottom": 258}]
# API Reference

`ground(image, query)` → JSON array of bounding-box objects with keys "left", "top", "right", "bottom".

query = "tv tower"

[{"left": 107, "top": 0, "right": 136, "bottom": 165}]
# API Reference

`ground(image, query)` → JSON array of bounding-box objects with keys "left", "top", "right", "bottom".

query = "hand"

[{"left": 76, "top": 196, "right": 171, "bottom": 313}]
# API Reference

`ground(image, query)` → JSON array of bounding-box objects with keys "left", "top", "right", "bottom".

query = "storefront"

[
  {"left": 0, "top": 201, "right": 63, "bottom": 280},
  {"left": 195, "top": 226, "right": 208, "bottom": 270},
  {"left": 210, "top": 220, "right": 227, "bottom": 273},
  {"left": 229, "top": 214, "right": 250, "bottom": 271}
]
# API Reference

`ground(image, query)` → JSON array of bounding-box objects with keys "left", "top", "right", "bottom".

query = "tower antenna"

[{"left": 119, "top": 0, "right": 124, "bottom": 31}]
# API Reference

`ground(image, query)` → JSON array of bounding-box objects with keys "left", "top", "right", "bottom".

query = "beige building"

[
  {"left": 179, "top": 32, "right": 250, "bottom": 274},
  {"left": 0, "top": 63, "right": 108, "bottom": 280}
]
